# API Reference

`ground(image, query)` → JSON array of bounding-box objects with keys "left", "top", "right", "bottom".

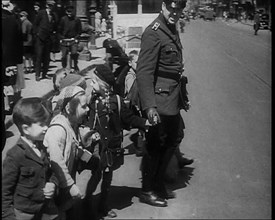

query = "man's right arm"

[
  {"left": 136, "top": 29, "right": 160, "bottom": 112},
  {"left": 136, "top": 28, "right": 161, "bottom": 124}
]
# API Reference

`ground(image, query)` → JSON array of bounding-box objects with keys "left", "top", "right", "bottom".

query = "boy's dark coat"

[{"left": 2, "top": 138, "right": 57, "bottom": 219}]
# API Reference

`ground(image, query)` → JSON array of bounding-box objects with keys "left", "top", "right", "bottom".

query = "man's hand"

[
  {"left": 43, "top": 182, "right": 56, "bottom": 199},
  {"left": 146, "top": 107, "right": 161, "bottom": 126},
  {"left": 69, "top": 184, "right": 84, "bottom": 199}
]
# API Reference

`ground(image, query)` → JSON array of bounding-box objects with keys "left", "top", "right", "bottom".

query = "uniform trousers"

[{"left": 142, "top": 113, "right": 184, "bottom": 192}]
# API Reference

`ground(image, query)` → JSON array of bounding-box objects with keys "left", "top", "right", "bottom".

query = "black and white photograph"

[{"left": 2, "top": 0, "right": 271, "bottom": 219}]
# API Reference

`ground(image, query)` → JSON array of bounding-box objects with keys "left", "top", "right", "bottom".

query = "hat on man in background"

[
  {"left": 93, "top": 64, "right": 115, "bottom": 86},
  {"left": 65, "top": 4, "right": 74, "bottom": 12},
  {"left": 34, "top": 1, "right": 40, "bottom": 7},
  {"left": 2, "top": 0, "right": 14, "bottom": 11},
  {"left": 46, "top": 0, "right": 55, "bottom": 6},
  {"left": 19, "top": 11, "right": 28, "bottom": 17},
  {"left": 2, "top": 0, "right": 10, "bottom": 6}
]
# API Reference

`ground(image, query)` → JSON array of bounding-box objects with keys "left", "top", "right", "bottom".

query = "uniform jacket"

[
  {"left": 43, "top": 114, "right": 79, "bottom": 189},
  {"left": 136, "top": 13, "right": 184, "bottom": 116},
  {"left": 2, "top": 138, "right": 58, "bottom": 219},
  {"left": 2, "top": 8, "right": 23, "bottom": 67},
  {"left": 58, "top": 15, "right": 82, "bottom": 40},
  {"left": 87, "top": 93, "right": 146, "bottom": 152},
  {"left": 33, "top": 9, "right": 57, "bottom": 41}
]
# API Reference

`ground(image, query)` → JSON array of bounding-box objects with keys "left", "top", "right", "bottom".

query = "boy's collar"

[{"left": 21, "top": 136, "right": 37, "bottom": 149}]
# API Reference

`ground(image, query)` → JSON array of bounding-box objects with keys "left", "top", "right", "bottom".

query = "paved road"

[
  {"left": 177, "top": 19, "right": 271, "bottom": 218},
  {"left": 3, "top": 19, "right": 271, "bottom": 219}
]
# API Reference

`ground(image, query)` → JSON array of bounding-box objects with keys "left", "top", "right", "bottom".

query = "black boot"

[{"left": 175, "top": 147, "right": 194, "bottom": 168}]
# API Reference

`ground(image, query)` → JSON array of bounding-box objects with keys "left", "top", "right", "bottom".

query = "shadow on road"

[
  {"left": 167, "top": 167, "right": 195, "bottom": 191},
  {"left": 108, "top": 186, "right": 140, "bottom": 210}
]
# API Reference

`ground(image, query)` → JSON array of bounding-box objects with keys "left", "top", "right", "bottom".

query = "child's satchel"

[{"left": 103, "top": 135, "right": 125, "bottom": 171}]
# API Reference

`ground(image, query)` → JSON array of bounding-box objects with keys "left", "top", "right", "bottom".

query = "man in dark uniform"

[
  {"left": 136, "top": 0, "right": 193, "bottom": 207},
  {"left": 33, "top": 0, "right": 57, "bottom": 81}
]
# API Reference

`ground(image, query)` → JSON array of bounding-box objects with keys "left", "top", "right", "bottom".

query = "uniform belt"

[{"left": 158, "top": 71, "right": 182, "bottom": 82}]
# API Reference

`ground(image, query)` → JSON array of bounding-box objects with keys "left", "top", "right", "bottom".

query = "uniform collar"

[{"left": 159, "top": 13, "right": 177, "bottom": 33}]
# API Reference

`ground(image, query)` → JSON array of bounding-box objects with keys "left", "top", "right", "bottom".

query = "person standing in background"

[
  {"left": 2, "top": 0, "right": 24, "bottom": 109},
  {"left": 253, "top": 10, "right": 260, "bottom": 35},
  {"left": 58, "top": 4, "right": 82, "bottom": 72},
  {"left": 20, "top": 11, "right": 34, "bottom": 74},
  {"left": 32, "top": 1, "right": 41, "bottom": 71},
  {"left": 50, "top": 0, "right": 65, "bottom": 62},
  {"left": 33, "top": 0, "right": 57, "bottom": 81}
]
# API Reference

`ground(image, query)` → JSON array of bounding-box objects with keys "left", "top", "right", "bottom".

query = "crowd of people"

[{"left": 2, "top": 0, "right": 194, "bottom": 220}]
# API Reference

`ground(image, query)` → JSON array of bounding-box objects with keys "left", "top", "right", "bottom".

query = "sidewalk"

[{"left": 5, "top": 36, "right": 107, "bottom": 128}]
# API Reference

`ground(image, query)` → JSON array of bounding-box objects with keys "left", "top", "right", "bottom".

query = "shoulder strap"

[
  {"left": 116, "top": 94, "right": 121, "bottom": 120},
  {"left": 48, "top": 123, "right": 67, "bottom": 155},
  {"left": 49, "top": 123, "right": 67, "bottom": 135}
]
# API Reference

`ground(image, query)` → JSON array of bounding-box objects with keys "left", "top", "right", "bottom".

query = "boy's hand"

[
  {"left": 146, "top": 107, "right": 161, "bottom": 126},
  {"left": 43, "top": 182, "right": 56, "bottom": 199},
  {"left": 145, "top": 119, "right": 152, "bottom": 126},
  {"left": 69, "top": 184, "right": 84, "bottom": 199},
  {"left": 91, "top": 132, "right": 101, "bottom": 142}
]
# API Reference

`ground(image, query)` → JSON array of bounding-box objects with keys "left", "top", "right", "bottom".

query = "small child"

[
  {"left": 124, "top": 50, "right": 145, "bottom": 156},
  {"left": 2, "top": 97, "right": 58, "bottom": 220},
  {"left": 124, "top": 50, "right": 139, "bottom": 101},
  {"left": 85, "top": 64, "right": 150, "bottom": 219},
  {"left": 51, "top": 72, "right": 87, "bottom": 116},
  {"left": 43, "top": 85, "right": 96, "bottom": 220}
]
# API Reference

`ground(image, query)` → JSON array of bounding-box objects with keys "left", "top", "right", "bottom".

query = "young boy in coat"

[
  {"left": 2, "top": 97, "right": 58, "bottom": 220},
  {"left": 85, "top": 64, "right": 151, "bottom": 219}
]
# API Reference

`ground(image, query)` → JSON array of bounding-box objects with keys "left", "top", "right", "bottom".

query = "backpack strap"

[
  {"left": 116, "top": 94, "right": 124, "bottom": 143},
  {"left": 116, "top": 94, "right": 121, "bottom": 120},
  {"left": 48, "top": 123, "right": 67, "bottom": 155}
]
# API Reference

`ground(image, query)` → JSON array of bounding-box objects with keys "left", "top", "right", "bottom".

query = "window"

[
  {"left": 117, "top": 0, "right": 138, "bottom": 14},
  {"left": 142, "top": 0, "right": 162, "bottom": 13}
]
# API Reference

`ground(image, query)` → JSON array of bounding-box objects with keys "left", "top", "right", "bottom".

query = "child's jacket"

[
  {"left": 87, "top": 93, "right": 147, "bottom": 168},
  {"left": 2, "top": 138, "right": 58, "bottom": 219}
]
